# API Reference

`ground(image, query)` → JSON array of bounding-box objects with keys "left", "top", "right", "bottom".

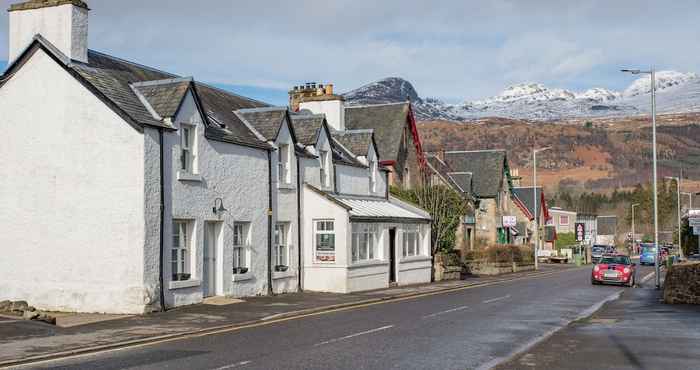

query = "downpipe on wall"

[{"left": 158, "top": 128, "right": 167, "bottom": 312}]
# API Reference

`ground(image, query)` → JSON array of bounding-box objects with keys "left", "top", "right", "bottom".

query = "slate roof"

[
  {"left": 2, "top": 36, "right": 271, "bottom": 148},
  {"left": 236, "top": 107, "right": 289, "bottom": 141},
  {"left": 344, "top": 102, "right": 410, "bottom": 162},
  {"left": 331, "top": 138, "right": 367, "bottom": 168},
  {"left": 513, "top": 187, "right": 544, "bottom": 218},
  {"left": 443, "top": 150, "right": 508, "bottom": 198},
  {"left": 331, "top": 130, "right": 374, "bottom": 157},
  {"left": 447, "top": 172, "right": 473, "bottom": 194},
  {"left": 132, "top": 79, "right": 191, "bottom": 119},
  {"left": 289, "top": 114, "right": 325, "bottom": 146}
]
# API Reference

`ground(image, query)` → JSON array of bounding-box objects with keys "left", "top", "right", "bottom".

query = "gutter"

[
  {"left": 267, "top": 151, "right": 274, "bottom": 296},
  {"left": 158, "top": 129, "right": 167, "bottom": 311},
  {"left": 296, "top": 156, "right": 303, "bottom": 291}
]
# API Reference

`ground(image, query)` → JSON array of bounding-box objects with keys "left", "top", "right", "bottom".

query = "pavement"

[
  {"left": 497, "top": 268, "right": 700, "bottom": 370},
  {"left": 0, "top": 264, "right": 574, "bottom": 368},
  {"left": 3, "top": 263, "right": 636, "bottom": 370}
]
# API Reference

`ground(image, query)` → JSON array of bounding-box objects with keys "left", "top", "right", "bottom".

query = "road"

[{"left": 17, "top": 265, "right": 654, "bottom": 370}]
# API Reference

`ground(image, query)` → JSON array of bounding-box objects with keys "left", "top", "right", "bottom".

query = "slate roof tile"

[
  {"left": 344, "top": 102, "right": 409, "bottom": 162},
  {"left": 443, "top": 150, "right": 508, "bottom": 198}
]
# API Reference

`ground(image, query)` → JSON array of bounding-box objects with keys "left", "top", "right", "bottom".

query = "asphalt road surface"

[{"left": 16, "top": 265, "right": 654, "bottom": 370}]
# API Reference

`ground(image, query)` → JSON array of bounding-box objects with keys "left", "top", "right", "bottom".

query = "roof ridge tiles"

[
  {"left": 344, "top": 101, "right": 409, "bottom": 109},
  {"left": 130, "top": 77, "right": 193, "bottom": 88},
  {"left": 87, "top": 49, "right": 179, "bottom": 78}
]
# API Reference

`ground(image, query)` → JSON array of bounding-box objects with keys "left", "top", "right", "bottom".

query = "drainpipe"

[
  {"left": 158, "top": 129, "right": 167, "bottom": 311},
  {"left": 267, "top": 150, "right": 274, "bottom": 296},
  {"left": 296, "top": 156, "right": 303, "bottom": 291}
]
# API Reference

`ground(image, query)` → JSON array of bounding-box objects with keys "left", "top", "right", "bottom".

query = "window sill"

[
  {"left": 348, "top": 260, "right": 388, "bottom": 269},
  {"left": 232, "top": 272, "right": 253, "bottom": 282},
  {"left": 400, "top": 255, "right": 431, "bottom": 263},
  {"left": 169, "top": 279, "right": 201, "bottom": 290},
  {"left": 272, "top": 270, "right": 296, "bottom": 280},
  {"left": 278, "top": 183, "right": 296, "bottom": 191},
  {"left": 177, "top": 171, "right": 202, "bottom": 182}
]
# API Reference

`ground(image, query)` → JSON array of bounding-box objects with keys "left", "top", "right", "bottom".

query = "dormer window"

[
  {"left": 180, "top": 125, "right": 196, "bottom": 173},
  {"left": 320, "top": 150, "right": 330, "bottom": 187},
  {"left": 278, "top": 144, "right": 290, "bottom": 185}
]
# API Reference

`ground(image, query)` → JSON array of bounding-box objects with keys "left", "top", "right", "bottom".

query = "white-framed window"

[
  {"left": 369, "top": 158, "right": 377, "bottom": 193},
  {"left": 319, "top": 150, "right": 330, "bottom": 187},
  {"left": 402, "top": 225, "right": 421, "bottom": 258},
  {"left": 232, "top": 222, "right": 249, "bottom": 273},
  {"left": 559, "top": 215, "right": 569, "bottom": 226},
  {"left": 172, "top": 220, "right": 192, "bottom": 280},
  {"left": 403, "top": 166, "right": 411, "bottom": 189},
  {"left": 278, "top": 144, "right": 290, "bottom": 185},
  {"left": 273, "top": 223, "right": 289, "bottom": 269},
  {"left": 180, "top": 124, "right": 196, "bottom": 173},
  {"left": 314, "top": 220, "right": 336, "bottom": 263},
  {"left": 351, "top": 223, "right": 378, "bottom": 263}
]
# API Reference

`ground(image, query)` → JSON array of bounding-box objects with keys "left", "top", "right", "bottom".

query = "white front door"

[{"left": 203, "top": 222, "right": 221, "bottom": 297}]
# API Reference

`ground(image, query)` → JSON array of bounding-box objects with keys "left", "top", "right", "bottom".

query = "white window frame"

[
  {"left": 559, "top": 215, "right": 570, "bottom": 226},
  {"left": 319, "top": 150, "right": 330, "bottom": 187},
  {"left": 351, "top": 223, "right": 378, "bottom": 264},
  {"left": 232, "top": 222, "right": 250, "bottom": 273},
  {"left": 172, "top": 220, "right": 192, "bottom": 280},
  {"left": 402, "top": 225, "right": 421, "bottom": 258},
  {"left": 314, "top": 220, "right": 336, "bottom": 263},
  {"left": 180, "top": 124, "right": 196, "bottom": 173},
  {"left": 273, "top": 223, "right": 289, "bottom": 268},
  {"left": 369, "top": 158, "right": 377, "bottom": 193},
  {"left": 278, "top": 144, "right": 290, "bottom": 185}
]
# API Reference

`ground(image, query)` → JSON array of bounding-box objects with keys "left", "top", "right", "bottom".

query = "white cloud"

[{"left": 1, "top": 0, "right": 699, "bottom": 101}]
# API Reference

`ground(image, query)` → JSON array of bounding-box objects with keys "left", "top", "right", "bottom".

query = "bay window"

[{"left": 352, "top": 223, "right": 378, "bottom": 263}]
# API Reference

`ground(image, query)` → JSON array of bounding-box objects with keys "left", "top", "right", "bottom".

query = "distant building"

[{"left": 596, "top": 216, "right": 618, "bottom": 246}]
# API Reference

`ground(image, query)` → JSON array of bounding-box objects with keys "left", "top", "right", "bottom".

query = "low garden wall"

[
  {"left": 464, "top": 245, "right": 535, "bottom": 276},
  {"left": 663, "top": 262, "right": 700, "bottom": 305}
]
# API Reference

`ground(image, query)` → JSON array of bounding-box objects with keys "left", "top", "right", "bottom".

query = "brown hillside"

[{"left": 418, "top": 113, "right": 700, "bottom": 195}]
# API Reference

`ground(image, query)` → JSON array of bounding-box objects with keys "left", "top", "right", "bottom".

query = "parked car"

[
  {"left": 639, "top": 243, "right": 658, "bottom": 265},
  {"left": 591, "top": 245, "right": 607, "bottom": 263},
  {"left": 591, "top": 254, "right": 637, "bottom": 287}
]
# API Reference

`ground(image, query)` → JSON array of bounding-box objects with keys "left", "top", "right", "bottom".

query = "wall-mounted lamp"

[{"left": 213, "top": 198, "right": 227, "bottom": 215}]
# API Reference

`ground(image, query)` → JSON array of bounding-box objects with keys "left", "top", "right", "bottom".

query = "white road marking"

[
  {"left": 314, "top": 325, "right": 394, "bottom": 346},
  {"left": 422, "top": 305, "right": 470, "bottom": 319},
  {"left": 212, "top": 360, "right": 252, "bottom": 370},
  {"left": 483, "top": 295, "right": 511, "bottom": 304},
  {"left": 640, "top": 271, "right": 656, "bottom": 283},
  {"left": 0, "top": 319, "right": 22, "bottom": 324}
]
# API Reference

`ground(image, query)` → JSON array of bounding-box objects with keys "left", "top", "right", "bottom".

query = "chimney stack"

[
  {"left": 8, "top": 0, "right": 90, "bottom": 63},
  {"left": 288, "top": 81, "right": 346, "bottom": 130}
]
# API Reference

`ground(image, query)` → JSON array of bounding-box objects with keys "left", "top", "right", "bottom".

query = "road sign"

[
  {"left": 575, "top": 223, "right": 585, "bottom": 242},
  {"left": 694, "top": 226, "right": 700, "bottom": 236},
  {"left": 689, "top": 209, "right": 700, "bottom": 217},
  {"left": 502, "top": 215, "right": 517, "bottom": 228},
  {"left": 689, "top": 218, "right": 700, "bottom": 227}
]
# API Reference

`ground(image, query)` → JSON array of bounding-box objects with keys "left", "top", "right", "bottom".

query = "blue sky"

[{"left": 2, "top": 0, "right": 700, "bottom": 105}]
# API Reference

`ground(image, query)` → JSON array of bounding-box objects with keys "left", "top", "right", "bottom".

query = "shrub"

[{"left": 464, "top": 245, "right": 534, "bottom": 264}]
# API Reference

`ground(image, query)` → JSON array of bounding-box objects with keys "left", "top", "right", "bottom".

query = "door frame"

[
  {"left": 389, "top": 227, "right": 397, "bottom": 283},
  {"left": 203, "top": 221, "right": 223, "bottom": 297}
]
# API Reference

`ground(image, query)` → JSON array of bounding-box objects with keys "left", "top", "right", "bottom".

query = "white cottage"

[
  {"left": 288, "top": 114, "right": 433, "bottom": 293},
  {"left": 0, "top": 0, "right": 282, "bottom": 313}
]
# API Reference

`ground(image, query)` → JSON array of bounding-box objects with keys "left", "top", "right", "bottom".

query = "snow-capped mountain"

[{"left": 342, "top": 72, "right": 700, "bottom": 121}]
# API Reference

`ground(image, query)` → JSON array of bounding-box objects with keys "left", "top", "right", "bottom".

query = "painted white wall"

[
  {"left": 167, "top": 91, "right": 271, "bottom": 306},
  {"left": 9, "top": 3, "right": 88, "bottom": 63},
  {"left": 299, "top": 100, "right": 345, "bottom": 131},
  {"left": 302, "top": 185, "right": 349, "bottom": 293},
  {"left": 0, "top": 49, "right": 148, "bottom": 314},
  {"left": 271, "top": 118, "right": 299, "bottom": 293}
]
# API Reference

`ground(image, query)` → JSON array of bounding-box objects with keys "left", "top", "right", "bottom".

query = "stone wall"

[{"left": 663, "top": 262, "right": 700, "bottom": 305}]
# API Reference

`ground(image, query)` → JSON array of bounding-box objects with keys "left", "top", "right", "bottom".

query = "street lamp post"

[
  {"left": 681, "top": 192, "right": 693, "bottom": 209},
  {"left": 533, "top": 147, "right": 551, "bottom": 271},
  {"left": 666, "top": 176, "right": 684, "bottom": 260},
  {"left": 621, "top": 67, "right": 660, "bottom": 288},
  {"left": 631, "top": 203, "right": 640, "bottom": 255}
]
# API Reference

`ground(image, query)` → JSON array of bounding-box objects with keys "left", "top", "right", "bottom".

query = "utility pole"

[
  {"left": 632, "top": 203, "right": 639, "bottom": 255},
  {"left": 666, "top": 175, "right": 684, "bottom": 260},
  {"left": 532, "top": 147, "right": 551, "bottom": 270},
  {"left": 621, "top": 67, "right": 660, "bottom": 288}
]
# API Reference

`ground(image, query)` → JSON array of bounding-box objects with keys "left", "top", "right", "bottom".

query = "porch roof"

[{"left": 334, "top": 195, "right": 431, "bottom": 223}]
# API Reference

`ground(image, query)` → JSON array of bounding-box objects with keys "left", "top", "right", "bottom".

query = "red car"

[{"left": 591, "top": 254, "right": 637, "bottom": 287}]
